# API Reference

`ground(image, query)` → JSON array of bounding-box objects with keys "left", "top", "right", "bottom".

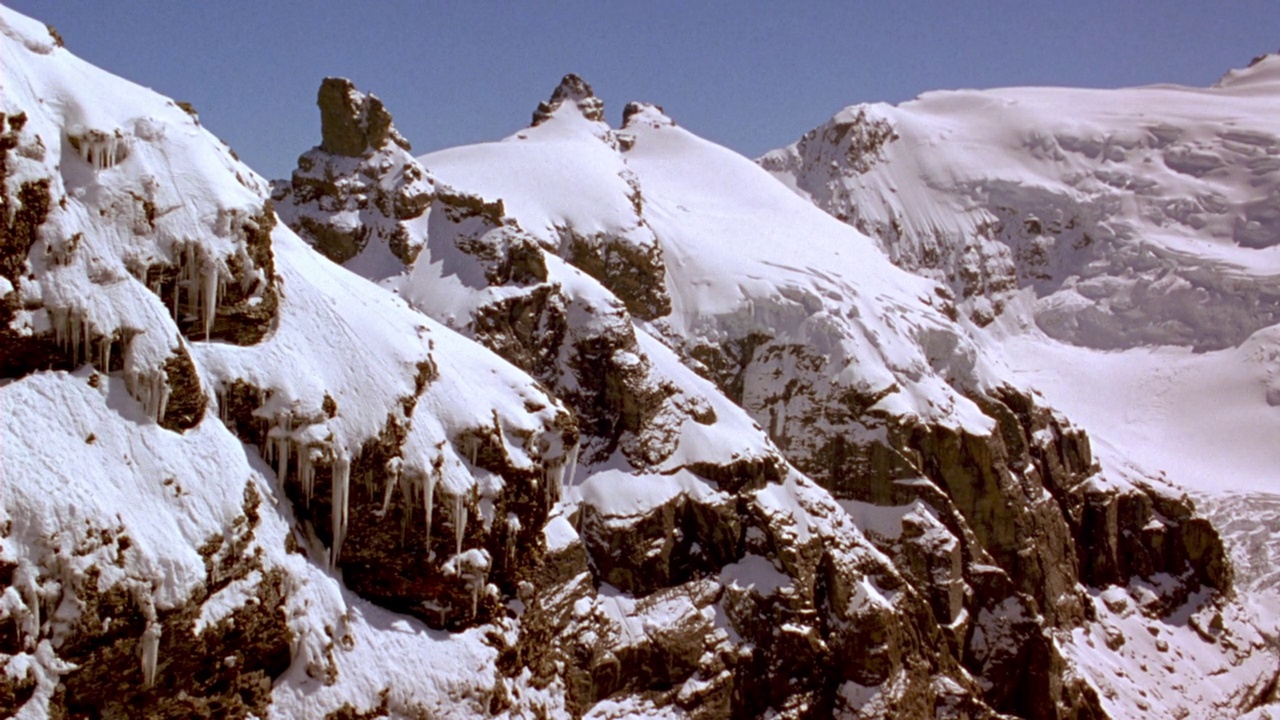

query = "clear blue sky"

[{"left": 8, "top": 1, "right": 1278, "bottom": 180}]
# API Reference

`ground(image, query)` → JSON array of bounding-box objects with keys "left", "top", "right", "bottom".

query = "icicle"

[
  {"left": 100, "top": 337, "right": 111, "bottom": 372},
  {"left": 70, "top": 311, "right": 80, "bottom": 366},
  {"left": 469, "top": 439, "right": 478, "bottom": 467},
  {"left": 184, "top": 245, "right": 198, "bottom": 316},
  {"left": 24, "top": 578, "right": 39, "bottom": 650},
  {"left": 454, "top": 492, "right": 467, "bottom": 556},
  {"left": 140, "top": 621, "right": 161, "bottom": 688},
  {"left": 202, "top": 263, "right": 217, "bottom": 338},
  {"left": 331, "top": 453, "right": 350, "bottom": 567},
  {"left": 424, "top": 472, "right": 436, "bottom": 551},
  {"left": 471, "top": 579, "right": 479, "bottom": 618},
  {"left": 51, "top": 307, "right": 65, "bottom": 349},
  {"left": 551, "top": 461, "right": 565, "bottom": 501},
  {"left": 377, "top": 471, "right": 398, "bottom": 517},
  {"left": 399, "top": 473, "right": 414, "bottom": 543},
  {"left": 157, "top": 376, "right": 170, "bottom": 424},
  {"left": 565, "top": 440, "right": 580, "bottom": 487},
  {"left": 506, "top": 514, "right": 521, "bottom": 563},
  {"left": 276, "top": 437, "right": 290, "bottom": 488},
  {"left": 298, "top": 445, "right": 313, "bottom": 507}
]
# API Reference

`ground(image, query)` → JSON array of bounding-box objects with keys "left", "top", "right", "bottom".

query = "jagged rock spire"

[
  {"left": 317, "top": 77, "right": 411, "bottom": 157},
  {"left": 531, "top": 73, "right": 606, "bottom": 126}
]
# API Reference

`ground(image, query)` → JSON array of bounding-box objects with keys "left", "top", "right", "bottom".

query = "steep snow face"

[
  {"left": 762, "top": 56, "right": 1280, "bottom": 349},
  {"left": 761, "top": 57, "right": 1280, "bottom": 496},
  {"left": 618, "top": 103, "right": 993, "bottom": 428},
  {"left": 421, "top": 76, "right": 671, "bottom": 321}
]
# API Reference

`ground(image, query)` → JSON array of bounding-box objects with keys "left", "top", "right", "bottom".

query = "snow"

[
  {"left": 0, "top": 371, "right": 255, "bottom": 610},
  {"left": 194, "top": 570, "right": 263, "bottom": 636},
  {"left": 993, "top": 324, "right": 1280, "bottom": 495},
  {"left": 719, "top": 555, "right": 791, "bottom": 597},
  {"left": 625, "top": 107, "right": 993, "bottom": 433},
  {"left": 764, "top": 57, "right": 1280, "bottom": 720},
  {"left": 7, "top": 2, "right": 1280, "bottom": 715},
  {"left": 421, "top": 106, "right": 646, "bottom": 247},
  {"left": 576, "top": 469, "right": 711, "bottom": 519},
  {"left": 1065, "top": 585, "right": 1277, "bottom": 719}
]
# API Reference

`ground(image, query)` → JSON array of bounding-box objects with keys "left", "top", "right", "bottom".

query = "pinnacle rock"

[{"left": 317, "top": 77, "right": 411, "bottom": 157}]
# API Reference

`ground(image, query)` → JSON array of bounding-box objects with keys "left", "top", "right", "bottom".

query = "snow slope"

[{"left": 765, "top": 54, "right": 1280, "bottom": 719}]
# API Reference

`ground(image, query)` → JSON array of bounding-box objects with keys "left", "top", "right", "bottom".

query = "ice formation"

[
  {"left": 140, "top": 621, "right": 161, "bottom": 688},
  {"left": 331, "top": 452, "right": 351, "bottom": 567},
  {"left": 453, "top": 491, "right": 467, "bottom": 557},
  {"left": 68, "top": 127, "right": 129, "bottom": 170}
]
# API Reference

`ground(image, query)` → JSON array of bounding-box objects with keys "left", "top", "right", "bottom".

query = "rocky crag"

[{"left": 0, "top": 8, "right": 1263, "bottom": 719}]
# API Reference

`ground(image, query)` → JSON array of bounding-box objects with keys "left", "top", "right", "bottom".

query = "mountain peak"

[
  {"left": 531, "top": 73, "right": 605, "bottom": 126},
  {"left": 622, "top": 101, "right": 676, "bottom": 130},
  {"left": 1215, "top": 51, "right": 1280, "bottom": 90},
  {"left": 316, "top": 76, "right": 411, "bottom": 156}
]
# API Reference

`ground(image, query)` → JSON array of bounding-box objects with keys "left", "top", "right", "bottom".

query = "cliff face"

[{"left": 0, "top": 7, "right": 1265, "bottom": 719}]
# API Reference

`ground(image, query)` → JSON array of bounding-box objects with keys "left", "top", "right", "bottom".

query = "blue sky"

[{"left": 9, "top": 1, "right": 1278, "bottom": 179}]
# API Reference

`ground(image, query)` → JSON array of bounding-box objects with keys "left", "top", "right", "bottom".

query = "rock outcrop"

[{"left": 273, "top": 78, "right": 433, "bottom": 269}]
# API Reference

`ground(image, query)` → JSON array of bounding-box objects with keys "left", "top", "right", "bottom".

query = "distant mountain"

[
  {"left": 1, "top": 4, "right": 1275, "bottom": 718},
  {"left": 763, "top": 53, "right": 1280, "bottom": 718}
]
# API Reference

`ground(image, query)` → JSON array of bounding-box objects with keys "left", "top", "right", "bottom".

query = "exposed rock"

[
  {"left": 532, "top": 74, "right": 606, "bottom": 126},
  {"left": 563, "top": 225, "right": 671, "bottom": 320},
  {"left": 317, "top": 77, "right": 411, "bottom": 157},
  {"left": 275, "top": 80, "right": 434, "bottom": 271}
]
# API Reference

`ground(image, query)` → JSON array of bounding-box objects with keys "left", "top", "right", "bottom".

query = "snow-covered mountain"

[
  {"left": 764, "top": 55, "right": 1280, "bottom": 719},
  {"left": 1, "top": 4, "right": 1276, "bottom": 718}
]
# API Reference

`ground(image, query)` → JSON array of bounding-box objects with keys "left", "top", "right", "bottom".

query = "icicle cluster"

[
  {"left": 538, "top": 439, "right": 579, "bottom": 507},
  {"left": 166, "top": 244, "right": 227, "bottom": 339},
  {"left": 2, "top": 564, "right": 44, "bottom": 652},
  {"left": 47, "top": 304, "right": 174, "bottom": 424},
  {"left": 442, "top": 549, "right": 491, "bottom": 619},
  {"left": 49, "top": 306, "right": 111, "bottom": 370},
  {"left": 423, "top": 469, "right": 437, "bottom": 550},
  {"left": 125, "top": 368, "right": 170, "bottom": 425},
  {"left": 70, "top": 128, "right": 129, "bottom": 170}
]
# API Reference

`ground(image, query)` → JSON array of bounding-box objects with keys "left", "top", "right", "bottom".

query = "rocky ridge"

[
  {"left": 0, "top": 7, "right": 1261, "bottom": 719},
  {"left": 270, "top": 72, "right": 1240, "bottom": 718}
]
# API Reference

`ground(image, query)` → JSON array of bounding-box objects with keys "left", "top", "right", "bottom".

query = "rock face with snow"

[
  {"left": 765, "top": 57, "right": 1280, "bottom": 719},
  {"left": 0, "top": 7, "right": 1267, "bottom": 719}
]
